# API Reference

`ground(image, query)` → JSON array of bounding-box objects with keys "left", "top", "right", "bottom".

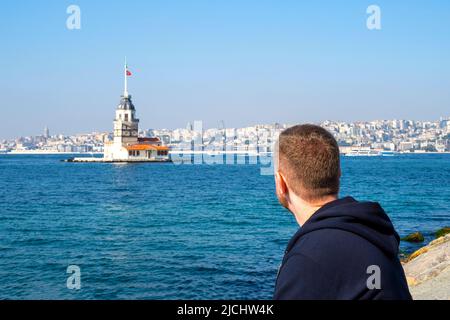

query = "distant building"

[
  {"left": 44, "top": 126, "right": 50, "bottom": 139},
  {"left": 103, "top": 62, "right": 169, "bottom": 161},
  {"left": 399, "top": 141, "right": 414, "bottom": 152}
]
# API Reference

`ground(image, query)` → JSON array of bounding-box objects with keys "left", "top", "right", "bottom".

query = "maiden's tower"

[{"left": 71, "top": 61, "right": 170, "bottom": 163}]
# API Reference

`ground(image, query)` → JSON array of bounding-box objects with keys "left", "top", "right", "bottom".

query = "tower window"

[{"left": 125, "top": 114, "right": 129, "bottom": 121}]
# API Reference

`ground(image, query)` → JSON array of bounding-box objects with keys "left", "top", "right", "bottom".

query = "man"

[{"left": 273, "top": 124, "right": 411, "bottom": 300}]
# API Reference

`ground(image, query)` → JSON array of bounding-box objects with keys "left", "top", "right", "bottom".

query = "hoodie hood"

[{"left": 286, "top": 197, "right": 400, "bottom": 258}]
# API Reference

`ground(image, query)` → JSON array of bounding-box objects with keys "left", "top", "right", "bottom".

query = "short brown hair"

[{"left": 277, "top": 124, "right": 340, "bottom": 201}]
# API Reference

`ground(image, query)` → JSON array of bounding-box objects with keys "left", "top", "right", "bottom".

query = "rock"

[
  {"left": 406, "top": 276, "right": 417, "bottom": 287},
  {"left": 435, "top": 227, "right": 450, "bottom": 239},
  {"left": 409, "top": 266, "right": 450, "bottom": 300},
  {"left": 407, "top": 247, "right": 429, "bottom": 262},
  {"left": 401, "top": 232, "right": 425, "bottom": 243},
  {"left": 403, "top": 234, "right": 450, "bottom": 300},
  {"left": 429, "top": 236, "right": 448, "bottom": 247}
]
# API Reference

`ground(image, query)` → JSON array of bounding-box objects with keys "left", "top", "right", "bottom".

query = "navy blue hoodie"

[{"left": 274, "top": 197, "right": 412, "bottom": 300}]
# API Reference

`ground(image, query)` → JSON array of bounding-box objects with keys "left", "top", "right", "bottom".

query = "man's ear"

[{"left": 275, "top": 171, "right": 288, "bottom": 195}]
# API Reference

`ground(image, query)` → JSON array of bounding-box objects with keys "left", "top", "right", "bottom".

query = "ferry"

[
  {"left": 380, "top": 151, "right": 397, "bottom": 156},
  {"left": 345, "top": 148, "right": 381, "bottom": 157}
]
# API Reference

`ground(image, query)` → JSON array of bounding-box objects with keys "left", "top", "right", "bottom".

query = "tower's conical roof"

[{"left": 117, "top": 95, "right": 135, "bottom": 110}]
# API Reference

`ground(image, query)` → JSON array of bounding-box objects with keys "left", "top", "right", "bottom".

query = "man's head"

[{"left": 275, "top": 124, "right": 341, "bottom": 223}]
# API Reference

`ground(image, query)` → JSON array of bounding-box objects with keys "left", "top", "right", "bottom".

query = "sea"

[{"left": 0, "top": 154, "right": 449, "bottom": 299}]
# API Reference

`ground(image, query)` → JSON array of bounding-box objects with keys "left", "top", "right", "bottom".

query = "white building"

[{"left": 103, "top": 62, "right": 169, "bottom": 162}]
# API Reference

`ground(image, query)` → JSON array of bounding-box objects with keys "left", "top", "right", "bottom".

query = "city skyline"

[
  {"left": 3, "top": 116, "right": 449, "bottom": 155},
  {"left": 1, "top": 1, "right": 450, "bottom": 139},
  {"left": 2, "top": 114, "right": 450, "bottom": 141}
]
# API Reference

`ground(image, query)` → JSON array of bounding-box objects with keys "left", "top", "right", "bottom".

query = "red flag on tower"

[{"left": 126, "top": 69, "right": 132, "bottom": 76}]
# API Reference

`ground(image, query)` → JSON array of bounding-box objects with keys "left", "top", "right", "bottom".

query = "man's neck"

[{"left": 289, "top": 194, "right": 338, "bottom": 226}]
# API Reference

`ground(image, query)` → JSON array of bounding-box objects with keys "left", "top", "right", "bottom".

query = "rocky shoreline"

[{"left": 402, "top": 232, "right": 450, "bottom": 300}]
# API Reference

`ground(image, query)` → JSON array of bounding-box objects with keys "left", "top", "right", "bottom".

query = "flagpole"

[{"left": 124, "top": 57, "right": 128, "bottom": 98}]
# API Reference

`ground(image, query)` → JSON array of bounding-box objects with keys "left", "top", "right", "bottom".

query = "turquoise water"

[{"left": 0, "top": 154, "right": 449, "bottom": 299}]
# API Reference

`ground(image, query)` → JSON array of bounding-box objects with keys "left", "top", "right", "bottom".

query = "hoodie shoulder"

[
  {"left": 277, "top": 197, "right": 412, "bottom": 300},
  {"left": 287, "top": 228, "right": 379, "bottom": 266},
  {"left": 280, "top": 228, "right": 407, "bottom": 300},
  {"left": 287, "top": 197, "right": 401, "bottom": 258},
  {"left": 275, "top": 252, "right": 338, "bottom": 300}
]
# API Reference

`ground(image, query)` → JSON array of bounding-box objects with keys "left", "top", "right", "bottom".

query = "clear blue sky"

[{"left": 1, "top": 0, "right": 449, "bottom": 138}]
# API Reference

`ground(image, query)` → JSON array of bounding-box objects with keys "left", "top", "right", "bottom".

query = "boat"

[
  {"left": 380, "top": 151, "right": 397, "bottom": 156},
  {"left": 345, "top": 148, "right": 381, "bottom": 157}
]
